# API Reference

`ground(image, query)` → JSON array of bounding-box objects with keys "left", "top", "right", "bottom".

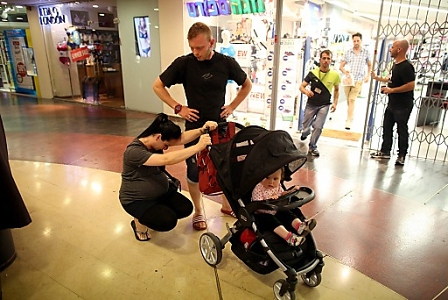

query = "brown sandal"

[{"left": 192, "top": 214, "right": 207, "bottom": 231}]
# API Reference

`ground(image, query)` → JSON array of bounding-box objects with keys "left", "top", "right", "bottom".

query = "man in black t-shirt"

[
  {"left": 153, "top": 22, "right": 252, "bottom": 230},
  {"left": 371, "top": 39, "right": 415, "bottom": 165}
]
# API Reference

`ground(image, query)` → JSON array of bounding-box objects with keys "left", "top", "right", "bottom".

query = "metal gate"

[{"left": 364, "top": 0, "right": 448, "bottom": 162}]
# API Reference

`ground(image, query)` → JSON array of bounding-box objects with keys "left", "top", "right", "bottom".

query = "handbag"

[
  {"left": 162, "top": 169, "right": 181, "bottom": 192},
  {"left": 197, "top": 122, "right": 236, "bottom": 195}
]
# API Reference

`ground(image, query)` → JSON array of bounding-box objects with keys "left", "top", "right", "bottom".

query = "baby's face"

[{"left": 261, "top": 169, "right": 282, "bottom": 189}]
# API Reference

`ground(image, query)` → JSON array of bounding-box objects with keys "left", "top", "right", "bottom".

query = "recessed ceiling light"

[
  {"left": 1, "top": 2, "right": 7, "bottom": 5},
  {"left": 93, "top": 4, "right": 98, "bottom": 8}
]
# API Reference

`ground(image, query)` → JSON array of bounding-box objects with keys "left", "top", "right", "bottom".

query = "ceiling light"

[{"left": 92, "top": 5, "right": 98, "bottom": 8}]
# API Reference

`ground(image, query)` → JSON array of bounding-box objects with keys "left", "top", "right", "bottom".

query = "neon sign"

[{"left": 186, "top": 0, "right": 266, "bottom": 18}]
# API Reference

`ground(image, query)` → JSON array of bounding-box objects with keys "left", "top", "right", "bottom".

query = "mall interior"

[{"left": 1, "top": 0, "right": 448, "bottom": 299}]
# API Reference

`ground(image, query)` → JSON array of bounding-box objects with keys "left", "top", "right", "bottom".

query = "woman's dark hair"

[{"left": 137, "top": 113, "right": 181, "bottom": 141}]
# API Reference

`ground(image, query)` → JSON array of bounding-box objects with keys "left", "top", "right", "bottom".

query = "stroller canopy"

[{"left": 210, "top": 125, "right": 306, "bottom": 200}]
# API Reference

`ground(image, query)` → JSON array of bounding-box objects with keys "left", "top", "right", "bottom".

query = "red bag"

[{"left": 197, "top": 122, "right": 236, "bottom": 195}]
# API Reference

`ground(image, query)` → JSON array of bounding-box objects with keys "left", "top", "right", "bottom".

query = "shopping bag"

[
  {"left": 197, "top": 122, "right": 236, "bottom": 195},
  {"left": 342, "top": 74, "right": 354, "bottom": 86}
]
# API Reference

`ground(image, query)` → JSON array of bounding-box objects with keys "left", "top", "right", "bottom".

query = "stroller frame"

[{"left": 199, "top": 124, "right": 325, "bottom": 300}]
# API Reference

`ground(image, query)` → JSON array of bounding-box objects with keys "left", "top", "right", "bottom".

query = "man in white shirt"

[{"left": 339, "top": 32, "right": 372, "bottom": 130}]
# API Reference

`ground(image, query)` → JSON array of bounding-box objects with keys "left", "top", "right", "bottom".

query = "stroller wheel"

[
  {"left": 273, "top": 279, "right": 296, "bottom": 300},
  {"left": 199, "top": 232, "right": 223, "bottom": 266},
  {"left": 301, "top": 271, "right": 322, "bottom": 287}
]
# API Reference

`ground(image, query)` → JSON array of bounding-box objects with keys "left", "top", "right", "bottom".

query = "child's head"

[{"left": 260, "top": 168, "right": 283, "bottom": 189}]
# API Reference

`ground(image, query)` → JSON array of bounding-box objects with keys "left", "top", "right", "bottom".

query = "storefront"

[
  {"left": 0, "top": 5, "right": 37, "bottom": 95},
  {"left": 37, "top": 3, "right": 123, "bottom": 108},
  {"left": 181, "top": 0, "right": 375, "bottom": 135}
]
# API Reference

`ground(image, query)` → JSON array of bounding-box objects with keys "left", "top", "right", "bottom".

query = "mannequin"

[{"left": 219, "top": 30, "right": 237, "bottom": 105}]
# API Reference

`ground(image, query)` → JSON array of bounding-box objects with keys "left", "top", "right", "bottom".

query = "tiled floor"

[{"left": 1, "top": 93, "right": 447, "bottom": 300}]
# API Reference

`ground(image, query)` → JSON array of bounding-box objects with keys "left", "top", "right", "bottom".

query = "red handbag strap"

[
  {"left": 210, "top": 122, "right": 236, "bottom": 144},
  {"left": 210, "top": 129, "right": 220, "bottom": 144}
]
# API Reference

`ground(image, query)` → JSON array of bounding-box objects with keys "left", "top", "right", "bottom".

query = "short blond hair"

[{"left": 187, "top": 22, "right": 212, "bottom": 41}]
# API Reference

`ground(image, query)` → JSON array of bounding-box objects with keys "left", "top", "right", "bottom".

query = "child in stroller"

[
  {"left": 252, "top": 167, "right": 317, "bottom": 247},
  {"left": 199, "top": 124, "right": 324, "bottom": 300}
]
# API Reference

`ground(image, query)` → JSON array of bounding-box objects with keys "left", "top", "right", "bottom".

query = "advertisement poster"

[
  {"left": 4, "top": 29, "right": 36, "bottom": 95},
  {"left": 134, "top": 16, "right": 151, "bottom": 57},
  {"left": 265, "top": 38, "right": 302, "bottom": 119}
]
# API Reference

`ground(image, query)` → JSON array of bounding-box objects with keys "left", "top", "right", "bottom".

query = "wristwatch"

[{"left": 174, "top": 104, "right": 182, "bottom": 114}]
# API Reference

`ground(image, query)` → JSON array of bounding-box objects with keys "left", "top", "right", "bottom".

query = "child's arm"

[{"left": 279, "top": 185, "right": 300, "bottom": 196}]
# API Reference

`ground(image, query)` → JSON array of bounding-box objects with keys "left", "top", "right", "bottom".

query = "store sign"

[
  {"left": 186, "top": 0, "right": 265, "bottom": 18},
  {"left": 38, "top": 6, "right": 68, "bottom": 25},
  {"left": 70, "top": 47, "right": 90, "bottom": 62}
]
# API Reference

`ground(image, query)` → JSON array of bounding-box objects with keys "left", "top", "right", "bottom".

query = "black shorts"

[{"left": 185, "top": 139, "right": 199, "bottom": 183}]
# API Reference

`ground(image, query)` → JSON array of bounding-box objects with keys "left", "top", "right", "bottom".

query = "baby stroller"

[{"left": 199, "top": 124, "right": 324, "bottom": 300}]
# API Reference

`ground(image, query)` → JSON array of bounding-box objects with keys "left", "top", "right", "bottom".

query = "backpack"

[{"left": 197, "top": 122, "right": 236, "bottom": 195}]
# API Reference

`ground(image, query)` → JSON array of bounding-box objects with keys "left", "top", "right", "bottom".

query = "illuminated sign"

[
  {"left": 39, "top": 6, "right": 67, "bottom": 25},
  {"left": 186, "top": 0, "right": 265, "bottom": 18}
]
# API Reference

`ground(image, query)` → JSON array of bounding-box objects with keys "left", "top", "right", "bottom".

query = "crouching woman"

[{"left": 119, "top": 113, "right": 216, "bottom": 241}]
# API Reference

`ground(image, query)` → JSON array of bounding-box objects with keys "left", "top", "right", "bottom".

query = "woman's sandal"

[
  {"left": 131, "top": 220, "right": 151, "bottom": 241},
  {"left": 220, "top": 208, "right": 236, "bottom": 218},
  {"left": 192, "top": 214, "right": 207, "bottom": 231}
]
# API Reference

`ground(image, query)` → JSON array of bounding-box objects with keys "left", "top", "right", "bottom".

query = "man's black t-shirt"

[
  {"left": 388, "top": 60, "right": 415, "bottom": 109},
  {"left": 159, "top": 52, "right": 247, "bottom": 130}
]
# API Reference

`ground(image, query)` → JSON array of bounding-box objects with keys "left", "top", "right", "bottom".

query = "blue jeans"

[
  {"left": 301, "top": 104, "right": 330, "bottom": 150},
  {"left": 380, "top": 106, "right": 413, "bottom": 156}
]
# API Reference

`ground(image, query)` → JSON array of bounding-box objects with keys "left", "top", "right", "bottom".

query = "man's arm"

[
  {"left": 339, "top": 60, "right": 349, "bottom": 76},
  {"left": 153, "top": 77, "right": 178, "bottom": 109},
  {"left": 364, "top": 60, "right": 372, "bottom": 83},
  {"left": 383, "top": 81, "right": 415, "bottom": 95},
  {"left": 221, "top": 78, "right": 252, "bottom": 117},
  {"left": 331, "top": 84, "right": 339, "bottom": 112},
  {"left": 153, "top": 77, "right": 199, "bottom": 120},
  {"left": 299, "top": 80, "right": 313, "bottom": 98}
]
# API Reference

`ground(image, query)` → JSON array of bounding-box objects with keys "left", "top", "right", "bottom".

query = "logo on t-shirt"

[{"left": 202, "top": 73, "right": 213, "bottom": 80}]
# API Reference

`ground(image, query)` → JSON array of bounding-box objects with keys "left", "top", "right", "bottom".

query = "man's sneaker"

[
  {"left": 300, "top": 135, "right": 307, "bottom": 141},
  {"left": 395, "top": 156, "right": 405, "bottom": 165},
  {"left": 308, "top": 149, "right": 320, "bottom": 156},
  {"left": 370, "top": 151, "right": 390, "bottom": 159}
]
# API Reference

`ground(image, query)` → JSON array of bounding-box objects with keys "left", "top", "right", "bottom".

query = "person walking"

[
  {"left": 370, "top": 39, "right": 415, "bottom": 166},
  {"left": 339, "top": 32, "right": 372, "bottom": 130},
  {"left": 299, "top": 50, "right": 340, "bottom": 157},
  {"left": 153, "top": 22, "right": 252, "bottom": 230}
]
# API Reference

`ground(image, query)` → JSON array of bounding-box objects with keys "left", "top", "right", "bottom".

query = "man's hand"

[
  {"left": 220, "top": 105, "right": 235, "bottom": 119},
  {"left": 178, "top": 106, "right": 200, "bottom": 122},
  {"left": 330, "top": 103, "right": 337, "bottom": 112}
]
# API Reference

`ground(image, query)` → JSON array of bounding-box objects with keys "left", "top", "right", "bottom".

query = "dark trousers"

[
  {"left": 380, "top": 106, "right": 413, "bottom": 156},
  {"left": 123, "top": 192, "right": 193, "bottom": 232}
]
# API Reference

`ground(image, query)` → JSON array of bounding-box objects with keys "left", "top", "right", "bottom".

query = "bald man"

[{"left": 370, "top": 39, "right": 415, "bottom": 166}]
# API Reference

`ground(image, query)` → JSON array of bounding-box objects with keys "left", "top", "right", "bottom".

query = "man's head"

[
  {"left": 352, "top": 32, "right": 362, "bottom": 50},
  {"left": 390, "top": 39, "right": 409, "bottom": 60},
  {"left": 187, "top": 22, "right": 215, "bottom": 61},
  {"left": 320, "top": 50, "right": 333, "bottom": 70}
]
